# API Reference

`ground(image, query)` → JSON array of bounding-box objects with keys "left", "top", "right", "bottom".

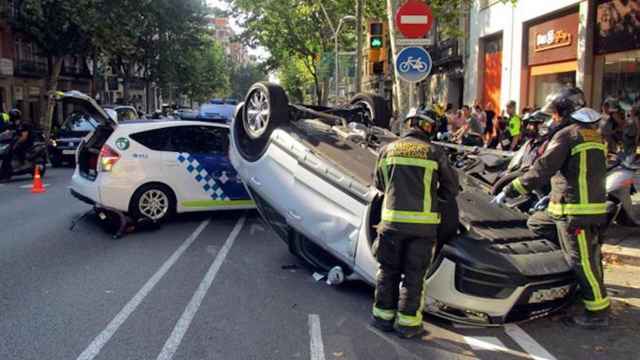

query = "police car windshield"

[{"left": 63, "top": 113, "right": 99, "bottom": 132}]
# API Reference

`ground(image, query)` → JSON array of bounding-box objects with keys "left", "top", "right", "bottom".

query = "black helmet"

[
  {"left": 541, "top": 87, "right": 586, "bottom": 118},
  {"left": 9, "top": 108, "right": 21, "bottom": 120},
  {"left": 524, "top": 110, "right": 550, "bottom": 124},
  {"left": 404, "top": 107, "right": 439, "bottom": 136}
]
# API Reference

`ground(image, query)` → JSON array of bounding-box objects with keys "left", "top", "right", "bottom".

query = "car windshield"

[{"left": 62, "top": 113, "right": 99, "bottom": 132}]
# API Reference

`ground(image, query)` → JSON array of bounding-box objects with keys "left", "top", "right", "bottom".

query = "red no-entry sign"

[{"left": 395, "top": 0, "right": 433, "bottom": 39}]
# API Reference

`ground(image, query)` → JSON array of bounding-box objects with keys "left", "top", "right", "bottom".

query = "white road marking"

[
  {"left": 308, "top": 314, "right": 326, "bottom": 360},
  {"left": 156, "top": 216, "right": 246, "bottom": 360},
  {"left": 464, "top": 336, "right": 508, "bottom": 352},
  {"left": 505, "top": 324, "right": 557, "bottom": 360},
  {"left": 400, "top": 15, "right": 429, "bottom": 25},
  {"left": 19, "top": 183, "right": 50, "bottom": 188},
  {"left": 75, "top": 219, "right": 211, "bottom": 360}
]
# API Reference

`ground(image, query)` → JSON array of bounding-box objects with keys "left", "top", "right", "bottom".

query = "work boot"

[
  {"left": 394, "top": 324, "right": 426, "bottom": 339},
  {"left": 567, "top": 310, "right": 609, "bottom": 329},
  {"left": 371, "top": 317, "right": 394, "bottom": 332}
]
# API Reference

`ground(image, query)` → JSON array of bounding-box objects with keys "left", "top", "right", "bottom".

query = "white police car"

[{"left": 64, "top": 91, "right": 254, "bottom": 222}]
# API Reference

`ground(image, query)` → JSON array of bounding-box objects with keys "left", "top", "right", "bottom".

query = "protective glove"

[{"left": 491, "top": 191, "right": 508, "bottom": 206}]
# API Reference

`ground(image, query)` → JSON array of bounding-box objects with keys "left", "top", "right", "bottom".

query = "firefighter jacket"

[
  {"left": 374, "top": 129, "right": 459, "bottom": 237},
  {"left": 506, "top": 121, "right": 608, "bottom": 224}
]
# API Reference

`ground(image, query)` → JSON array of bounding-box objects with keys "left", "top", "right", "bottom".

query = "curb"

[{"left": 603, "top": 243, "right": 640, "bottom": 268}]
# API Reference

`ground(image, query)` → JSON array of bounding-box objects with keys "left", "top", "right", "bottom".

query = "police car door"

[{"left": 170, "top": 125, "right": 252, "bottom": 212}]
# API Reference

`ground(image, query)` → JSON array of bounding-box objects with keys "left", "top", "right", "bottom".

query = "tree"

[
  {"left": 229, "top": 62, "right": 267, "bottom": 100},
  {"left": 176, "top": 40, "right": 230, "bottom": 104},
  {"left": 13, "top": 0, "right": 98, "bottom": 138}
]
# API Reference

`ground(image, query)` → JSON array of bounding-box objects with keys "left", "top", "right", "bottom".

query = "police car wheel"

[
  {"left": 130, "top": 184, "right": 176, "bottom": 222},
  {"left": 350, "top": 94, "right": 390, "bottom": 129}
]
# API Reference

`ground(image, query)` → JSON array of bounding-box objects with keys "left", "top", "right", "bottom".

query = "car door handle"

[
  {"left": 250, "top": 176, "right": 262, "bottom": 187},
  {"left": 287, "top": 210, "right": 302, "bottom": 221}
]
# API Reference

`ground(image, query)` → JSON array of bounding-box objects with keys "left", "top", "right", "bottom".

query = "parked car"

[
  {"left": 103, "top": 105, "right": 139, "bottom": 122},
  {"left": 176, "top": 107, "right": 199, "bottom": 120},
  {"left": 229, "top": 82, "right": 576, "bottom": 326},
  {"left": 59, "top": 91, "right": 254, "bottom": 223},
  {"left": 198, "top": 102, "right": 235, "bottom": 123},
  {"left": 49, "top": 112, "right": 100, "bottom": 167}
]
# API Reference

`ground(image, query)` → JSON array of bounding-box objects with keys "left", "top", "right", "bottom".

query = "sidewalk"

[{"left": 603, "top": 200, "right": 640, "bottom": 267}]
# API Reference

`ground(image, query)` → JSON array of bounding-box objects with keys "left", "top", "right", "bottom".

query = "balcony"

[
  {"left": 61, "top": 64, "right": 92, "bottom": 79},
  {"left": 15, "top": 59, "right": 47, "bottom": 77}
]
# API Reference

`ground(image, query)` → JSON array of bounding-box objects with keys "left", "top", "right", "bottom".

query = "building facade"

[{"left": 465, "top": 0, "right": 639, "bottom": 113}]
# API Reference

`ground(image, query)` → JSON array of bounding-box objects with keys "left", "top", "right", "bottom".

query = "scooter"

[{"left": 0, "top": 131, "right": 48, "bottom": 181}]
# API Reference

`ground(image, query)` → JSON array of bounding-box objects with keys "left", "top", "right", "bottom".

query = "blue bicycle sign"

[{"left": 395, "top": 46, "right": 432, "bottom": 82}]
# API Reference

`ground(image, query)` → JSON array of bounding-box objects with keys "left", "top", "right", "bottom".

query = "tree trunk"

[
  {"left": 313, "top": 74, "right": 322, "bottom": 106},
  {"left": 321, "top": 80, "right": 330, "bottom": 106},
  {"left": 44, "top": 58, "right": 63, "bottom": 141}
]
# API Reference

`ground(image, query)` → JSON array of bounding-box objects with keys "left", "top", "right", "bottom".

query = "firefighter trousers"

[
  {"left": 527, "top": 211, "right": 610, "bottom": 312},
  {"left": 372, "top": 230, "right": 434, "bottom": 327}
]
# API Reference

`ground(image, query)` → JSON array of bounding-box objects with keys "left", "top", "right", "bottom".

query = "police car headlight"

[{"left": 50, "top": 139, "right": 57, "bottom": 147}]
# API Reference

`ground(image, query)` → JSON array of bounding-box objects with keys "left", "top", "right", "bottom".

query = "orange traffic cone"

[{"left": 31, "top": 166, "right": 46, "bottom": 193}]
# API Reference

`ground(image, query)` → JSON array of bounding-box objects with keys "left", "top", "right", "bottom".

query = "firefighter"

[
  {"left": 493, "top": 88, "right": 610, "bottom": 329},
  {"left": 371, "top": 107, "right": 459, "bottom": 338}
]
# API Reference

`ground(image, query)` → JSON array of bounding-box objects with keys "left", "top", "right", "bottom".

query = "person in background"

[
  {"left": 473, "top": 102, "right": 487, "bottom": 132},
  {"left": 448, "top": 109, "right": 464, "bottom": 134},
  {"left": 599, "top": 98, "right": 638, "bottom": 160},
  {"left": 484, "top": 102, "right": 496, "bottom": 146},
  {"left": 499, "top": 101, "right": 522, "bottom": 151},
  {"left": 454, "top": 105, "right": 484, "bottom": 146}
]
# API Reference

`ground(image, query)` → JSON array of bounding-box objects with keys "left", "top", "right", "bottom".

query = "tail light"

[{"left": 99, "top": 144, "right": 120, "bottom": 172}]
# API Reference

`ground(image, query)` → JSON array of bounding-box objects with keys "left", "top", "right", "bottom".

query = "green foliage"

[
  {"left": 229, "top": 63, "right": 268, "bottom": 100},
  {"left": 279, "top": 58, "right": 314, "bottom": 103},
  {"left": 14, "top": 0, "right": 97, "bottom": 58},
  {"left": 176, "top": 40, "right": 230, "bottom": 104}
]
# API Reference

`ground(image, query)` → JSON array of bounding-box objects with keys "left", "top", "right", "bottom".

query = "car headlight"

[{"left": 50, "top": 139, "right": 57, "bottom": 147}]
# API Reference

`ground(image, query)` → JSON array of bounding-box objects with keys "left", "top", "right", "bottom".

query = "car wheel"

[
  {"left": 130, "top": 184, "right": 176, "bottom": 223},
  {"left": 350, "top": 93, "right": 391, "bottom": 129},
  {"left": 235, "top": 83, "right": 289, "bottom": 162}
]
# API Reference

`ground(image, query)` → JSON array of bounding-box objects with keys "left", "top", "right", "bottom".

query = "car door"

[{"left": 170, "top": 125, "right": 252, "bottom": 212}]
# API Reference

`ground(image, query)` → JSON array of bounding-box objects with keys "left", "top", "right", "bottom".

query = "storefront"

[
  {"left": 523, "top": 9, "right": 580, "bottom": 108},
  {"left": 481, "top": 35, "right": 503, "bottom": 112},
  {"left": 592, "top": 0, "right": 640, "bottom": 110}
]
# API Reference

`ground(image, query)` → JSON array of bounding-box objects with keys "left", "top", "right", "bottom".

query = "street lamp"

[{"left": 335, "top": 15, "right": 356, "bottom": 103}]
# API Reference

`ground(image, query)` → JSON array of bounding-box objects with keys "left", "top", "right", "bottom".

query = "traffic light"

[
  {"left": 370, "top": 22, "right": 384, "bottom": 49},
  {"left": 368, "top": 21, "right": 388, "bottom": 76}
]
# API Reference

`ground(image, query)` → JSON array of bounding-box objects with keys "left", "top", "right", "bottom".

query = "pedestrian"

[
  {"left": 494, "top": 88, "right": 611, "bottom": 328},
  {"left": 599, "top": 98, "right": 639, "bottom": 159},
  {"left": 371, "top": 108, "right": 459, "bottom": 338},
  {"left": 473, "top": 102, "right": 487, "bottom": 132},
  {"left": 454, "top": 105, "right": 484, "bottom": 146},
  {"left": 499, "top": 101, "right": 522, "bottom": 151},
  {"left": 483, "top": 102, "right": 496, "bottom": 146}
]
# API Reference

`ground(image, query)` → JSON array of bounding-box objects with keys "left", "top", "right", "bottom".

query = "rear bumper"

[{"left": 70, "top": 188, "right": 95, "bottom": 206}]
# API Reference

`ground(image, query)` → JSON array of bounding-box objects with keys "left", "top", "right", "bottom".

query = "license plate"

[
  {"left": 528, "top": 285, "right": 571, "bottom": 304},
  {"left": 63, "top": 150, "right": 76, "bottom": 155}
]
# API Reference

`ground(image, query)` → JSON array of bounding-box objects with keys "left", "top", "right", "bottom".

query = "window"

[
  {"left": 130, "top": 128, "right": 172, "bottom": 151},
  {"left": 169, "top": 126, "right": 229, "bottom": 154},
  {"left": 63, "top": 114, "right": 99, "bottom": 132},
  {"left": 596, "top": 50, "right": 640, "bottom": 109},
  {"left": 117, "top": 108, "right": 137, "bottom": 121}
]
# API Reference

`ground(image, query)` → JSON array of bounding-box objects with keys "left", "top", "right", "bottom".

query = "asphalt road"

[{"left": 1, "top": 168, "right": 638, "bottom": 360}]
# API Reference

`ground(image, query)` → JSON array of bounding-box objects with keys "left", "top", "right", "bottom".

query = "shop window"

[
  {"left": 531, "top": 71, "right": 576, "bottom": 108},
  {"left": 598, "top": 50, "right": 640, "bottom": 110}
]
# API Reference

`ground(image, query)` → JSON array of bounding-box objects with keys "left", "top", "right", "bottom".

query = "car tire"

[
  {"left": 236, "top": 82, "right": 290, "bottom": 161},
  {"left": 129, "top": 183, "right": 176, "bottom": 223},
  {"left": 350, "top": 93, "right": 391, "bottom": 129}
]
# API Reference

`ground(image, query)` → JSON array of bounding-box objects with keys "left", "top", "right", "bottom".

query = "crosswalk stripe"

[{"left": 504, "top": 324, "right": 557, "bottom": 360}]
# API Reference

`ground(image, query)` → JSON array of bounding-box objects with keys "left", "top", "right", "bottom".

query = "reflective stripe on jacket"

[
  {"left": 375, "top": 130, "right": 459, "bottom": 236},
  {"left": 508, "top": 122, "right": 607, "bottom": 223}
]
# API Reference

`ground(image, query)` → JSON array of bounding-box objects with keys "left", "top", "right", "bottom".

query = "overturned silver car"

[{"left": 230, "top": 82, "right": 575, "bottom": 326}]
